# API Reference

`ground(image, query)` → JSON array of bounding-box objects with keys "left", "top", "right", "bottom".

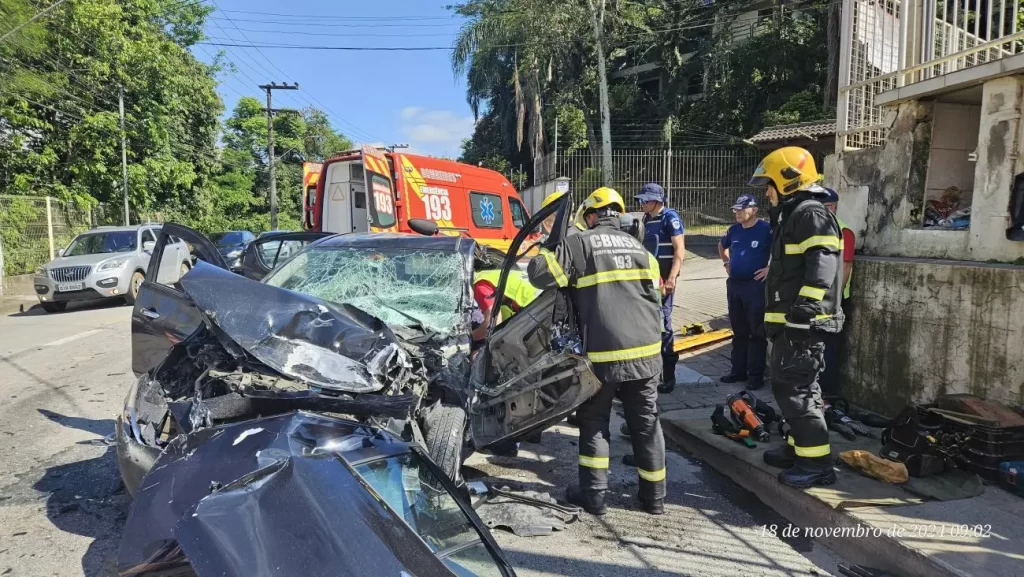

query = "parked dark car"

[
  {"left": 116, "top": 193, "right": 598, "bottom": 497},
  {"left": 117, "top": 411, "right": 516, "bottom": 577},
  {"left": 209, "top": 230, "right": 255, "bottom": 271},
  {"left": 237, "top": 230, "right": 330, "bottom": 281}
]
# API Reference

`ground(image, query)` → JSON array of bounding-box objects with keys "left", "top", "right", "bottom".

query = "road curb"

[
  {"left": 0, "top": 298, "right": 39, "bottom": 316},
  {"left": 661, "top": 418, "right": 970, "bottom": 577}
]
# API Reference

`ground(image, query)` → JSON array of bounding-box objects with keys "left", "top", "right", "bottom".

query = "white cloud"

[
  {"left": 399, "top": 106, "right": 424, "bottom": 121},
  {"left": 399, "top": 107, "right": 475, "bottom": 156}
]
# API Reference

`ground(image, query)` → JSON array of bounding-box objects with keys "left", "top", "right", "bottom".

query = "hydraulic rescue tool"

[{"left": 711, "top": 390, "right": 779, "bottom": 447}]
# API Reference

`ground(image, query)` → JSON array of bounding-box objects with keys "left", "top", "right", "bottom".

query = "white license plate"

[{"left": 57, "top": 282, "right": 84, "bottom": 292}]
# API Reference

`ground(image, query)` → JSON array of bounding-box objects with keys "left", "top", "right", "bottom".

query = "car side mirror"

[
  {"left": 56, "top": 248, "right": 65, "bottom": 257},
  {"left": 142, "top": 241, "right": 155, "bottom": 253},
  {"left": 408, "top": 218, "right": 439, "bottom": 236}
]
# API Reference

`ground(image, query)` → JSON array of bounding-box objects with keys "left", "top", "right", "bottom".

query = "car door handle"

[{"left": 140, "top": 308, "right": 160, "bottom": 319}]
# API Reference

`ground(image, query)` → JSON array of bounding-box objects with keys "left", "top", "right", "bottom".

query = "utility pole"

[
  {"left": 259, "top": 82, "right": 300, "bottom": 230},
  {"left": 553, "top": 113, "right": 559, "bottom": 179},
  {"left": 587, "top": 0, "right": 613, "bottom": 185},
  {"left": 119, "top": 86, "right": 129, "bottom": 226},
  {"left": 666, "top": 117, "right": 673, "bottom": 207}
]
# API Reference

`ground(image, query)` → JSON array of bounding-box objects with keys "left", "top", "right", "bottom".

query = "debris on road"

[{"left": 470, "top": 483, "right": 581, "bottom": 537}]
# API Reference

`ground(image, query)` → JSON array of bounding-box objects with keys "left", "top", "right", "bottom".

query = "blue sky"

[{"left": 190, "top": 0, "right": 476, "bottom": 158}]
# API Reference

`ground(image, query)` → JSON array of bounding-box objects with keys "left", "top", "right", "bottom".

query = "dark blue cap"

[
  {"left": 731, "top": 194, "right": 757, "bottom": 210},
  {"left": 636, "top": 182, "right": 666, "bottom": 203},
  {"left": 822, "top": 187, "right": 839, "bottom": 203}
]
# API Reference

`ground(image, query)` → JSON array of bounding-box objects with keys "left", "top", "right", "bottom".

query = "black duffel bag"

[{"left": 879, "top": 406, "right": 946, "bottom": 477}]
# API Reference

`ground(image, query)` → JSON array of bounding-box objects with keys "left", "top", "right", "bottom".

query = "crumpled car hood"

[{"left": 180, "top": 262, "right": 408, "bottom": 393}]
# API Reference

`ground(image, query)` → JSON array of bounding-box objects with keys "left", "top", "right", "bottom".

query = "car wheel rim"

[{"left": 132, "top": 274, "right": 142, "bottom": 296}]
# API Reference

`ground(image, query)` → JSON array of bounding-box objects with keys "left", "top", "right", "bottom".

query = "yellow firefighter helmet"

[
  {"left": 582, "top": 187, "right": 625, "bottom": 213},
  {"left": 748, "top": 147, "right": 821, "bottom": 195},
  {"left": 541, "top": 191, "right": 565, "bottom": 210}
]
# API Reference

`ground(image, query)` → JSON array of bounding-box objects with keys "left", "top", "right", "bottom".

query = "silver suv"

[{"left": 33, "top": 225, "right": 191, "bottom": 313}]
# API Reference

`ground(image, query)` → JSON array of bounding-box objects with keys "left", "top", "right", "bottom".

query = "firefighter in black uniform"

[
  {"left": 747, "top": 147, "right": 845, "bottom": 488},
  {"left": 528, "top": 187, "right": 667, "bottom": 515}
]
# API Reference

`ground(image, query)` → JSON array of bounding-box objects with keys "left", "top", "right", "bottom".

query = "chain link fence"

[{"left": 0, "top": 196, "right": 96, "bottom": 276}]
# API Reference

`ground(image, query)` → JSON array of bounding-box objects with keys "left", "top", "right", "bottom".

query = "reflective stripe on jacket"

[
  {"left": 764, "top": 192, "right": 845, "bottom": 337},
  {"left": 473, "top": 269, "right": 540, "bottom": 321},
  {"left": 527, "top": 216, "right": 663, "bottom": 382}
]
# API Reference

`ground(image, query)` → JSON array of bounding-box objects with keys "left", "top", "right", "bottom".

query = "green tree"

[
  {"left": 0, "top": 0, "right": 221, "bottom": 214},
  {"left": 214, "top": 97, "right": 351, "bottom": 233}
]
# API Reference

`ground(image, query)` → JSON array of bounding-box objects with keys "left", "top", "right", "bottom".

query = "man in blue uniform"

[
  {"left": 637, "top": 183, "right": 685, "bottom": 394},
  {"left": 718, "top": 194, "right": 773, "bottom": 390}
]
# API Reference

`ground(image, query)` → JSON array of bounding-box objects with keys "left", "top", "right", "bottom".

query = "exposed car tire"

[
  {"left": 41, "top": 302, "right": 67, "bottom": 313},
  {"left": 423, "top": 403, "right": 467, "bottom": 484},
  {"left": 125, "top": 271, "right": 145, "bottom": 305}
]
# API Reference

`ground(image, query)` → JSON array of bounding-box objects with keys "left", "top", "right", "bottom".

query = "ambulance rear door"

[{"left": 361, "top": 145, "right": 398, "bottom": 233}]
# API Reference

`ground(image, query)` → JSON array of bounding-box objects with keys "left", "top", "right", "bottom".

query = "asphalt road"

[{"left": 0, "top": 300, "right": 844, "bottom": 577}]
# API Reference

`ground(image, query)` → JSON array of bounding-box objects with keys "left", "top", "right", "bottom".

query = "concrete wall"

[
  {"left": 843, "top": 256, "right": 1024, "bottom": 414},
  {"left": 968, "top": 76, "right": 1024, "bottom": 262},
  {"left": 832, "top": 74, "right": 1024, "bottom": 263},
  {"left": 519, "top": 180, "right": 569, "bottom": 214},
  {"left": 832, "top": 100, "right": 939, "bottom": 256}
]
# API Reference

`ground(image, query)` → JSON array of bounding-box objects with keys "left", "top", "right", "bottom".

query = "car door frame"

[
  {"left": 130, "top": 223, "right": 228, "bottom": 377},
  {"left": 468, "top": 193, "right": 600, "bottom": 447},
  {"left": 239, "top": 231, "right": 332, "bottom": 280},
  {"left": 483, "top": 192, "right": 571, "bottom": 341}
]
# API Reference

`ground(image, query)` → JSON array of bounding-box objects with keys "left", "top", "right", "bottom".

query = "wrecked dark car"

[
  {"left": 117, "top": 192, "right": 600, "bottom": 497},
  {"left": 117, "top": 411, "right": 517, "bottom": 576}
]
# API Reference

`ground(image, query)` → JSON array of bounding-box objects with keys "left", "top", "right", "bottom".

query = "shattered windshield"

[
  {"left": 355, "top": 453, "right": 505, "bottom": 577},
  {"left": 263, "top": 246, "right": 466, "bottom": 335}
]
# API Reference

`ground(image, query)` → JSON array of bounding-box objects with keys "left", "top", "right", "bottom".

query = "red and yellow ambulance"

[{"left": 302, "top": 146, "right": 531, "bottom": 253}]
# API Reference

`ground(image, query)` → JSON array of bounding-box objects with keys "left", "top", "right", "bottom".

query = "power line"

[
  {"left": 200, "top": 42, "right": 451, "bottom": 51},
  {"left": 207, "top": 16, "right": 461, "bottom": 28},
  {"left": 198, "top": 4, "right": 836, "bottom": 53},
  {"left": 215, "top": 9, "right": 460, "bottom": 21},
  {"left": 212, "top": 27, "right": 461, "bottom": 38},
  {"left": 205, "top": 0, "right": 386, "bottom": 144},
  {"left": 0, "top": 0, "right": 72, "bottom": 44}
]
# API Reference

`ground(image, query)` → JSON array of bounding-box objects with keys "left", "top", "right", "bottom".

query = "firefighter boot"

[
  {"left": 763, "top": 445, "right": 796, "bottom": 469},
  {"left": 640, "top": 495, "right": 665, "bottom": 515},
  {"left": 778, "top": 457, "right": 836, "bottom": 489},
  {"left": 566, "top": 484, "right": 607, "bottom": 516},
  {"left": 566, "top": 412, "right": 579, "bottom": 427}
]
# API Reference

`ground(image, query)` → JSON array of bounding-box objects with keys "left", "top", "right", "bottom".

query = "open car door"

[
  {"left": 238, "top": 231, "right": 331, "bottom": 281},
  {"left": 468, "top": 193, "right": 602, "bottom": 449},
  {"left": 131, "top": 224, "right": 227, "bottom": 377}
]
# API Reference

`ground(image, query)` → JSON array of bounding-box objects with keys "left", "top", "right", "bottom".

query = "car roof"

[
  {"left": 316, "top": 232, "right": 476, "bottom": 257},
  {"left": 80, "top": 225, "right": 158, "bottom": 233}
]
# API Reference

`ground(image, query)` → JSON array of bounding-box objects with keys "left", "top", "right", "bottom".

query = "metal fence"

[
  {"left": 837, "top": 0, "right": 1022, "bottom": 151},
  {"left": 0, "top": 196, "right": 95, "bottom": 276},
  {"left": 555, "top": 148, "right": 775, "bottom": 244}
]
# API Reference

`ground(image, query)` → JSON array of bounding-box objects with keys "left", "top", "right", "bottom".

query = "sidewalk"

[
  {"left": 671, "top": 250, "right": 730, "bottom": 330},
  {"left": 660, "top": 255, "right": 1024, "bottom": 577},
  {"left": 0, "top": 296, "right": 38, "bottom": 316}
]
